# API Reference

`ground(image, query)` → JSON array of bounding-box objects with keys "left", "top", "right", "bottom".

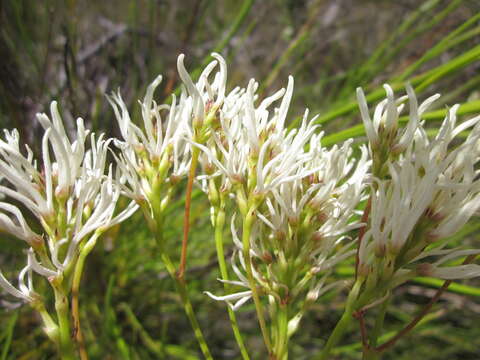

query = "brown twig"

[
  {"left": 178, "top": 149, "right": 200, "bottom": 281},
  {"left": 355, "top": 197, "right": 372, "bottom": 280},
  {"left": 373, "top": 254, "right": 478, "bottom": 353},
  {"left": 353, "top": 310, "right": 369, "bottom": 350},
  {"left": 71, "top": 288, "right": 88, "bottom": 360},
  {"left": 158, "top": 250, "right": 231, "bottom": 280}
]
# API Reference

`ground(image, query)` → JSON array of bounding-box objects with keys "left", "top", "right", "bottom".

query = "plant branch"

[
  {"left": 353, "top": 310, "right": 369, "bottom": 350},
  {"left": 316, "top": 281, "right": 362, "bottom": 360},
  {"left": 214, "top": 205, "right": 250, "bottom": 359},
  {"left": 71, "top": 233, "right": 100, "bottom": 360},
  {"left": 154, "top": 228, "right": 212, "bottom": 360},
  {"left": 179, "top": 147, "right": 200, "bottom": 281},
  {"left": 53, "top": 285, "right": 77, "bottom": 360},
  {"left": 162, "top": 252, "right": 213, "bottom": 360},
  {"left": 373, "top": 254, "right": 477, "bottom": 353}
]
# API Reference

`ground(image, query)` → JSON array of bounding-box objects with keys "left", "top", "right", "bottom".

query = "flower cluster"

[
  {"left": 192, "top": 61, "right": 371, "bottom": 344},
  {"left": 357, "top": 84, "right": 440, "bottom": 177},
  {"left": 0, "top": 102, "right": 136, "bottom": 304},
  {"left": 1, "top": 52, "right": 480, "bottom": 359},
  {"left": 109, "top": 53, "right": 229, "bottom": 234},
  {"left": 107, "top": 55, "right": 479, "bottom": 349},
  {"left": 356, "top": 87, "right": 480, "bottom": 308}
]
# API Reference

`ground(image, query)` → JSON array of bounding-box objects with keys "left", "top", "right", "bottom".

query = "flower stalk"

[
  {"left": 146, "top": 203, "right": 214, "bottom": 359},
  {"left": 71, "top": 232, "right": 102, "bottom": 360},
  {"left": 317, "top": 281, "right": 362, "bottom": 360},
  {"left": 53, "top": 284, "right": 77, "bottom": 360},
  {"left": 212, "top": 196, "right": 250, "bottom": 359},
  {"left": 272, "top": 302, "right": 290, "bottom": 359}
]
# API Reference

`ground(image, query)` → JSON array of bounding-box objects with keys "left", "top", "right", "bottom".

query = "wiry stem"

[
  {"left": 71, "top": 233, "right": 101, "bottom": 360},
  {"left": 354, "top": 296, "right": 390, "bottom": 360},
  {"left": 161, "top": 252, "right": 213, "bottom": 360},
  {"left": 155, "top": 227, "right": 212, "bottom": 360},
  {"left": 372, "top": 254, "right": 477, "bottom": 354},
  {"left": 354, "top": 310, "right": 369, "bottom": 351},
  {"left": 316, "top": 281, "right": 362, "bottom": 360},
  {"left": 214, "top": 207, "right": 250, "bottom": 360},
  {"left": 53, "top": 285, "right": 77, "bottom": 360}
]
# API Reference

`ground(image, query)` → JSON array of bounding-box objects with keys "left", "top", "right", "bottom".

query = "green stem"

[
  {"left": 396, "top": 16, "right": 480, "bottom": 81},
  {"left": 316, "top": 281, "right": 362, "bottom": 360},
  {"left": 369, "top": 295, "right": 390, "bottom": 348},
  {"left": 242, "top": 209, "right": 272, "bottom": 354},
  {"left": 214, "top": 207, "right": 250, "bottom": 360},
  {"left": 318, "top": 307, "right": 354, "bottom": 360},
  {"left": 53, "top": 286, "right": 77, "bottom": 360},
  {"left": 118, "top": 302, "right": 165, "bottom": 357},
  {"left": 415, "top": 43, "right": 480, "bottom": 92},
  {"left": 33, "top": 302, "right": 59, "bottom": 345},
  {"left": 153, "top": 212, "right": 212, "bottom": 359},
  {"left": 360, "top": 296, "right": 390, "bottom": 360},
  {"left": 273, "top": 304, "right": 289, "bottom": 360},
  {"left": 160, "top": 252, "right": 213, "bottom": 360},
  {"left": 72, "top": 233, "right": 101, "bottom": 360}
]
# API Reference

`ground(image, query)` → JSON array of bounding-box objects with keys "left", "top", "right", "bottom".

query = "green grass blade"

[
  {"left": 1, "top": 310, "right": 18, "bottom": 360},
  {"left": 321, "top": 100, "right": 480, "bottom": 146}
]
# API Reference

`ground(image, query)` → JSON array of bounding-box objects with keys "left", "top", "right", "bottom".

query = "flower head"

[
  {"left": 0, "top": 102, "right": 136, "bottom": 303},
  {"left": 200, "top": 61, "right": 370, "bottom": 328},
  {"left": 357, "top": 84, "right": 440, "bottom": 177},
  {"left": 358, "top": 93, "right": 480, "bottom": 293}
]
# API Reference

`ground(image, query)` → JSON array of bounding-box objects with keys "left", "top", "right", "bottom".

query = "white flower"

[
  {"left": 206, "top": 137, "right": 369, "bottom": 311},
  {"left": 177, "top": 53, "right": 227, "bottom": 124},
  {"left": 0, "top": 128, "right": 51, "bottom": 218},
  {"left": 195, "top": 61, "right": 373, "bottom": 315},
  {"left": 0, "top": 202, "right": 42, "bottom": 245},
  {"left": 356, "top": 84, "right": 440, "bottom": 153},
  {"left": 0, "top": 262, "right": 35, "bottom": 303},
  {"left": 111, "top": 54, "right": 231, "bottom": 205},
  {"left": 0, "top": 102, "right": 136, "bottom": 303},
  {"left": 358, "top": 101, "right": 480, "bottom": 282},
  {"left": 196, "top": 74, "right": 321, "bottom": 196},
  {"left": 205, "top": 251, "right": 253, "bottom": 311},
  {"left": 109, "top": 76, "right": 191, "bottom": 169},
  {"left": 414, "top": 249, "right": 480, "bottom": 280}
]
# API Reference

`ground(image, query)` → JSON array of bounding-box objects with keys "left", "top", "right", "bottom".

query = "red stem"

[
  {"left": 354, "top": 310, "right": 369, "bottom": 350},
  {"left": 373, "top": 254, "right": 478, "bottom": 353}
]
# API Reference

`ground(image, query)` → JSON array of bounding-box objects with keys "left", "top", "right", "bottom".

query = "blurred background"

[{"left": 0, "top": 0, "right": 480, "bottom": 359}]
